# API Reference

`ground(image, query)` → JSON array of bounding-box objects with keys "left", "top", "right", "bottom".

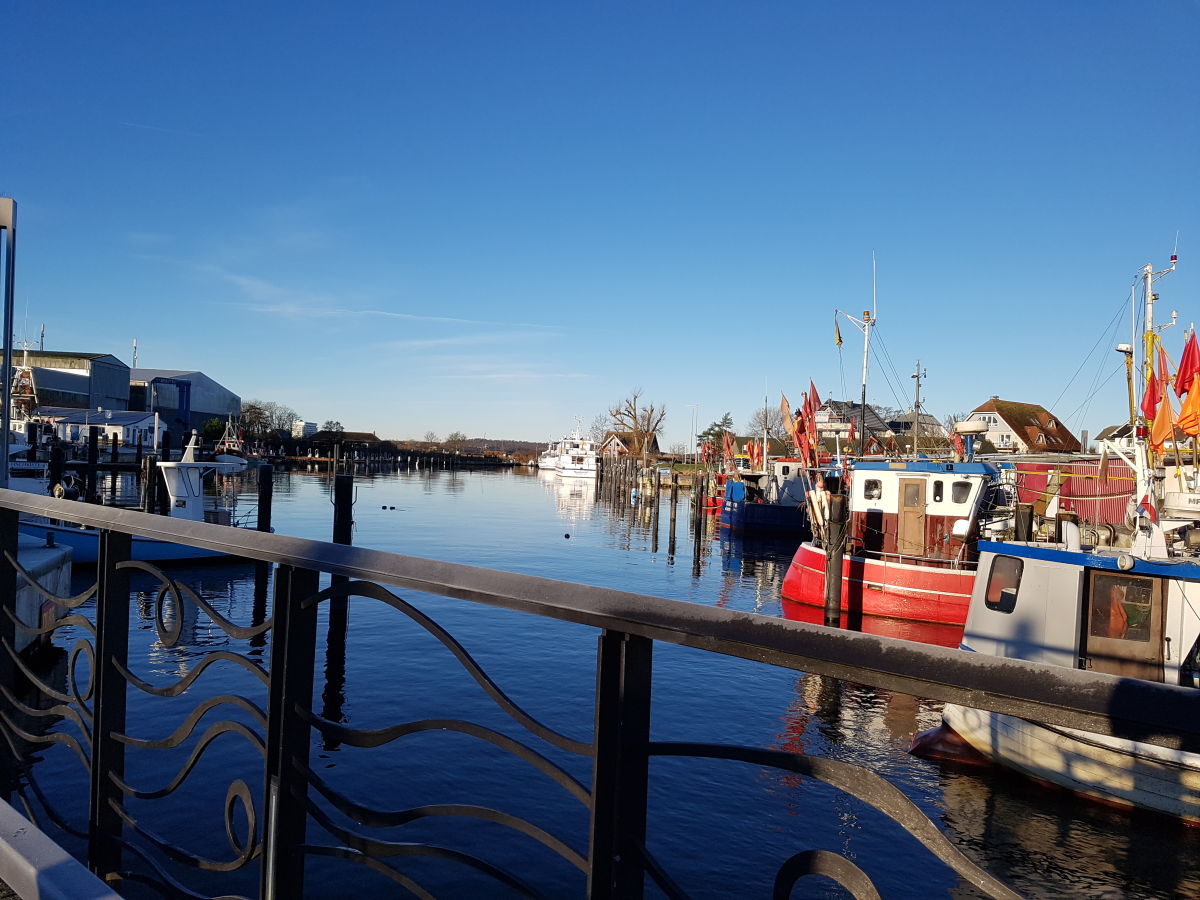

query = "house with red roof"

[{"left": 963, "top": 397, "right": 1081, "bottom": 453}]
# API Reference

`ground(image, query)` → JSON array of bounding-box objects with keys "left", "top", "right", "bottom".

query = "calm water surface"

[{"left": 30, "top": 466, "right": 1200, "bottom": 898}]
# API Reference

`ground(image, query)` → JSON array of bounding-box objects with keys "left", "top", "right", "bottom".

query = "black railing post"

[
  {"left": 261, "top": 564, "right": 319, "bottom": 900},
  {"left": 89, "top": 529, "right": 132, "bottom": 879},
  {"left": 0, "top": 508, "right": 17, "bottom": 802},
  {"left": 588, "top": 630, "right": 653, "bottom": 899}
]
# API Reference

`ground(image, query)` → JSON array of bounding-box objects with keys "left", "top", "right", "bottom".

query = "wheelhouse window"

[
  {"left": 951, "top": 481, "right": 972, "bottom": 503},
  {"left": 1089, "top": 573, "right": 1153, "bottom": 642},
  {"left": 863, "top": 479, "right": 882, "bottom": 500},
  {"left": 932, "top": 480, "right": 944, "bottom": 503},
  {"left": 984, "top": 555, "right": 1023, "bottom": 613}
]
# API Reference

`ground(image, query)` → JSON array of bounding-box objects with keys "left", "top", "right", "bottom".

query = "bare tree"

[
  {"left": 241, "top": 401, "right": 268, "bottom": 437},
  {"left": 423, "top": 431, "right": 440, "bottom": 445},
  {"left": 445, "top": 430, "right": 468, "bottom": 450},
  {"left": 943, "top": 412, "right": 968, "bottom": 433},
  {"left": 589, "top": 414, "right": 609, "bottom": 443},
  {"left": 607, "top": 389, "right": 667, "bottom": 462},
  {"left": 746, "top": 406, "right": 786, "bottom": 440},
  {"left": 242, "top": 399, "right": 298, "bottom": 437}
]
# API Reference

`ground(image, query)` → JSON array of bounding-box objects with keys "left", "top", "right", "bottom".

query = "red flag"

[
  {"left": 797, "top": 424, "right": 812, "bottom": 468},
  {"left": 808, "top": 381, "right": 820, "bottom": 420},
  {"left": 1141, "top": 370, "right": 1161, "bottom": 421},
  {"left": 1178, "top": 331, "right": 1200, "bottom": 398},
  {"left": 847, "top": 416, "right": 856, "bottom": 448},
  {"left": 951, "top": 431, "right": 965, "bottom": 460}
]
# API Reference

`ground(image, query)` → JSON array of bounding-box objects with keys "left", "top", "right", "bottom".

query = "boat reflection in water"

[
  {"left": 780, "top": 595, "right": 964, "bottom": 648},
  {"left": 716, "top": 533, "right": 798, "bottom": 614},
  {"left": 772, "top": 672, "right": 1200, "bottom": 899},
  {"left": 935, "top": 758, "right": 1200, "bottom": 898}
]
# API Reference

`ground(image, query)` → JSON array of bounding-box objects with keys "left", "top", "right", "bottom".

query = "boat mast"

[
  {"left": 911, "top": 361, "right": 924, "bottom": 459},
  {"left": 1134, "top": 254, "right": 1179, "bottom": 518}
]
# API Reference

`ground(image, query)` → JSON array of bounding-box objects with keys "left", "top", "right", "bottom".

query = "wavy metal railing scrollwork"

[
  {"left": 291, "top": 580, "right": 592, "bottom": 895},
  {"left": 0, "top": 548, "right": 100, "bottom": 834},
  {"left": 103, "top": 560, "right": 271, "bottom": 887},
  {"left": 0, "top": 551, "right": 272, "bottom": 896}
]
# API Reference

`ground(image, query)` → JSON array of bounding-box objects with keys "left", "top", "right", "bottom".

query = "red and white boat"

[{"left": 780, "top": 455, "right": 1007, "bottom": 632}]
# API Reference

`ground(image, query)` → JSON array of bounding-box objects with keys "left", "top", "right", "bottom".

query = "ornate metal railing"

[{"left": 0, "top": 487, "right": 1198, "bottom": 898}]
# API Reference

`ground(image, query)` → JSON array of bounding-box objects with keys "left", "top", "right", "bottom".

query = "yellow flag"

[{"left": 835, "top": 320, "right": 843, "bottom": 347}]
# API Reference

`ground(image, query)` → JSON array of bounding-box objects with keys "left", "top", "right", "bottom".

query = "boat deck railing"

[{"left": 0, "top": 487, "right": 1197, "bottom": 898}]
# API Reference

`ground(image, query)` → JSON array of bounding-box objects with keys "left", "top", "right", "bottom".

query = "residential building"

[
  {"left": 964, "top": 397, "right": 1081, "bottom": 453},
  {"left": 815, "top": 401, "right": 892, "bottom": 441},
  {"left": 599, "top": 431, "right": 662, "bottom": 458},
  {"left": 292, "top": 420, "right": 318, "bottom": 439}
]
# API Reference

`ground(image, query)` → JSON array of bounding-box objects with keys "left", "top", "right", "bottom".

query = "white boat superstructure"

[{"left": 555, "top": 431, "right": 597, "bottom": 478}]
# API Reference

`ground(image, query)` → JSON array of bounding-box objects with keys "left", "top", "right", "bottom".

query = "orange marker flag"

[
  {"left": 1150, "top": 391, "right": 1178, "bottom": 452},
  {"left": 1180, "top": 375, "right": 1200, "bottom": 436}
]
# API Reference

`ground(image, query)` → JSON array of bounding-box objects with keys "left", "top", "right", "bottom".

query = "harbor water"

[{"left": 23, "top": 465, "right": 1200, "bottom": 898}]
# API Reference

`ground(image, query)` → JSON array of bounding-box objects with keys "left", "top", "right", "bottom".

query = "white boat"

[
  {"left": 213, "top": 416, "right": 252, "bottom": 471},
  {"left": 555, "top": 429, "right": 597, "bottom": 478},
  {"left": 18, "top": 433, "right": 250, "bottom": 564},
  {"left": 913, "top": 254, "right": 1200, "bottom": 822},
  {"left": 536, "top": 441, "right": 561, "bottom": 470}
]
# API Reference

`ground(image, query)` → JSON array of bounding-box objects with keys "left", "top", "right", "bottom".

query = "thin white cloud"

[
  {"left": 118, "top": 120, "right": 205, "bottom": 138},
  {"left": 384, "top": 330, "right": 561, "bottom": 350}
]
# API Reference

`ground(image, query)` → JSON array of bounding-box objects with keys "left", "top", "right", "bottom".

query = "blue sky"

[{"left": 4, "top": 2, "right": 1198, "bottom": 449}]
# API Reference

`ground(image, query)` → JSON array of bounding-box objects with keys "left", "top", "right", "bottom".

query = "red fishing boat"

[{"left": 779, "top": 456, "right": 1007, "bottom": 632}]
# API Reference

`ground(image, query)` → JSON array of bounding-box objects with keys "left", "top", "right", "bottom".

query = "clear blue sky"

[{"left": 5, "top": 2, "right": 1198, "bottom": 449}]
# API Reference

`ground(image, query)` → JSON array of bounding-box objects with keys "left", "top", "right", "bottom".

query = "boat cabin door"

[
  {"left": 897, "top": 478, "right": 927, "bottom": 557},
  {"left": 1081, "top": 570, "right": 1164, "bottom": 681}
]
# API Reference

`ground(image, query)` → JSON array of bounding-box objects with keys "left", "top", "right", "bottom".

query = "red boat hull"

[{"left": 780, "top": 543, "right": 973, "bottom": 641}]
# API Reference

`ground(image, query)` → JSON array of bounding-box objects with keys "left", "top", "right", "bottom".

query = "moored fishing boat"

[
  {"left": 18, "top": 433, "right": 251, "bottom": 563},
  {"left": 718, "top": 457, "right": 813, "bottom": 536},
  {"left": 779, "top": 454, "right": 1008, "bottom": 630},
  {"left": 912, "top": 254, "right": 1200, "bottom": 822}
]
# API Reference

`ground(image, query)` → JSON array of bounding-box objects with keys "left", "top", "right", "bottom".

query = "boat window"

[
  {"left": 951, "top": 481, "right": 972, "bottom": 503},
  {"left": 1089, "top": 573, "right": 1153, "bottom": 642},
  {"left": 903, "top": 483, "right": 920, "bottom": 506},
  {"left": 863, "top": 479, "right": 882, "bottom": 500},
  {"left": 933, "top": 480, "right": 944, "bottom": 502},
  {"left": 984, "top": 556, "right": 1023, "bottom": 613},
  {"left": 781, "top": 466, "right": 790, "bottom": 476}
]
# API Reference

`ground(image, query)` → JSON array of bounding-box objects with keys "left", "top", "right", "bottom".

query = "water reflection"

[{"left": 773, "top": 671, "right": 1200, "bottom": 899}]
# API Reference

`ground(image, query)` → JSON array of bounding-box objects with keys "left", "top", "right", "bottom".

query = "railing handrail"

[{"left": 3, "top": 487, "right": 1198, "bottom": 753}]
